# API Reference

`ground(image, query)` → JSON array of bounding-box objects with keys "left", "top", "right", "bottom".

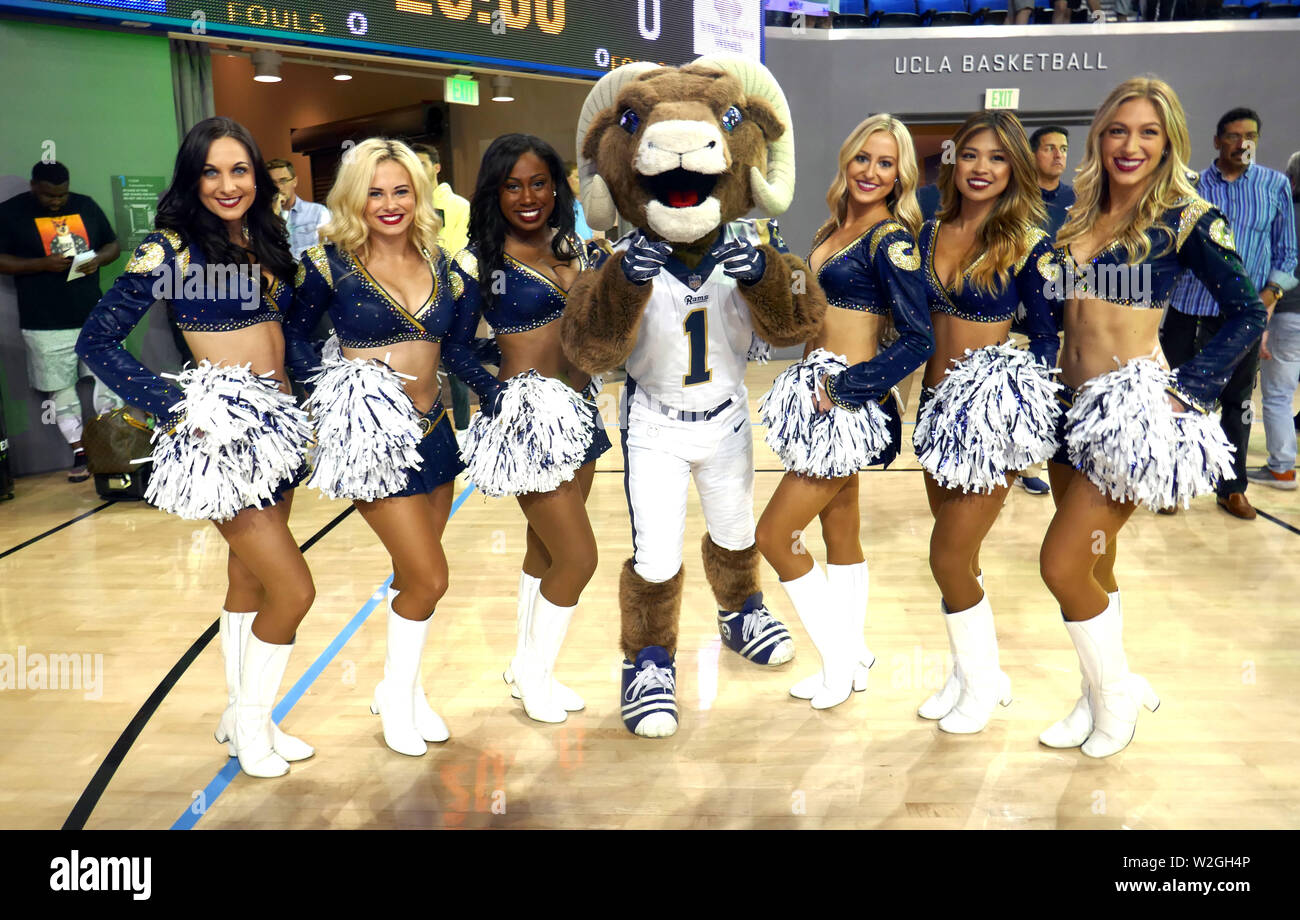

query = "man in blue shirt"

[
  {"left": 267, "top": 159, "right": 330, "bottom": 259},
  {"left": 1162, "top": 108, "right": 1299, "bottom": 520},
  {"left": 1030, "top": 125, "right": 1075, "bottom": 241}
]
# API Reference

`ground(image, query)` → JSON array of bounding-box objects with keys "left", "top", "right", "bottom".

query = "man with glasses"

[{"left": 267, "top": 158, "right": 330, "bottom": 259}]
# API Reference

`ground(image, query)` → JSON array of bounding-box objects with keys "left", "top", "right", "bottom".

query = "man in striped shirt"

[{"left": 1163, "top": 107, "right": 1299, "bottom": 520}]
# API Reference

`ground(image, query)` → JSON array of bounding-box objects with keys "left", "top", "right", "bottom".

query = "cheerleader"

[
  {"left": 1040, "top": 77, "right": 1265, "bottom": 757},
  {"left": 755, "top": 115, "right": 933, "bottom": 709},
  {"left": 912, "top": 111, "right": 1063, "bottom": 734},
  {"left": 283, "top": 139, "right": 463, "bottom": 757},
  {"left": 440, "top": 134, "right": 610, "bottom": 724},
  {"left": 76, "top": 117, "right": 314, "bottom": 778}
]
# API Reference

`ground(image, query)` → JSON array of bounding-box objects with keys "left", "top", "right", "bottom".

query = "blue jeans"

[{"left": 1260, "top": 312, "right": 1300, "bottom": 474}]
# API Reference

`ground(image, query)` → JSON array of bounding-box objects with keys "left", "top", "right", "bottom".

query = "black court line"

[
  {"left": 62, "top": 504, "right": 356, "bottom": 831},
  {"left": 0, "top": 501, "right": 115, "bottom": 560},
  {"left": 1258, "top": 509, "right": 1300, "bottom": 537}
]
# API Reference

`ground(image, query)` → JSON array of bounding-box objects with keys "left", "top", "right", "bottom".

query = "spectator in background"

[
  {"left": 1012, "top": 0, "right": 1073, "bottom": 24},
  {"left": 412, "top": 143, "right": 473, "bottom": 428},
  {"left": 1163, "top": 107, "right": 1298, "bottom": 519},
  {"left": 412, "top": 144, "right": 469, "bottom": 254},
  {"left": 0, "top": 161, "right": 122, "bottom": 481},
  {"left": 267, "top": 158, "right": 329, "bottom": 259},
  {"left": 566, "top": 161, "right": 595, "bottom": 240},
  {"left": 1006, "top": 126, "right": 1076, "bottom": 497},
  {"left": 1247, "top": 150, "right": 1300, "bottom": 491},
  {"left": 918, "top": 181, "right": 939, "bottom": 221},
  {"left": 1030, "top": 125, "right": 1075, "bottom": 238}
]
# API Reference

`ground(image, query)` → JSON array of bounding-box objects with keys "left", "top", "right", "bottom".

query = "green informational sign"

[
  {"left": 108, "top": 175, "right": 168, "bottom": 362},
  {"left": 110, "top": 175, "right": 167, "bottom": 253},
  {"left": 445, "top": 75, "right": 480, "bottom": 107}
]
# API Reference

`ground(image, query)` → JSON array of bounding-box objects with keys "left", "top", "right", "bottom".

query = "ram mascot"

[{"left": 561, "top": 55, "right": 827, "bottom": 738}]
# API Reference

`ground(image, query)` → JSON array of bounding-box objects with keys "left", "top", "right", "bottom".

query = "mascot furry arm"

[{"left": 561, "top": 55, "right": 825, "bottom": 375}]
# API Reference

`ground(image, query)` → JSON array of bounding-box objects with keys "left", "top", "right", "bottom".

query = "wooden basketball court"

[{"left": 2, "top": 363, "right": 1297, "bottom": 830}]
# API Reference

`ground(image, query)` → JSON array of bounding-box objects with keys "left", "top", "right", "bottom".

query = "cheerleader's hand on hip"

[
  {"left": 478, "top": 382, "right": 506, "bottom": 419},
  {"left": 621, "top": 231, "right": 672, "bottom": 285},
  {"left": 710, "top": 238, "right": 766, "bottom": 284}
]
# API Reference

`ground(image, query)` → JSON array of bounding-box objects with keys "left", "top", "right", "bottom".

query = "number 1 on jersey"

[{"left": 683, "top": 308, "right": 712, "bottom": 386}]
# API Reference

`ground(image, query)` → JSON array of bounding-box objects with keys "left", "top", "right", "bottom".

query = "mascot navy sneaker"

[
  {"left": 621, "top": 647, "right": 678, "bottom": 738},
  {"left": 718, "top": 592, "right": 794, "bottom": 665}
]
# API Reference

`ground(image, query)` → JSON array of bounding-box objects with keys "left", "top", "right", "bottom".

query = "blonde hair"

[
  {"left": 820, "top": 114, "right": 923, "bottom": 243},
  {"left": 1056, "top": 76, "right": 1201, "bottom": 264},
  {"left": 320, "top": 138, "right": 442, "bottom": 259},
  {"left": 936, "top": 111, "right": 1046, "bottom": 294}
]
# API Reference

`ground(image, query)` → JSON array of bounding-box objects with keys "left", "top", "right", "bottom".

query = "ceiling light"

[
  {"left": 491, "top": 75, "right": 514, "bottom": 102},
  {"left": 252, "top": 50, "right": 283, "bottom": 83},
  {"left": 332, "top": 68, "right": 353, "bottom": 81}
]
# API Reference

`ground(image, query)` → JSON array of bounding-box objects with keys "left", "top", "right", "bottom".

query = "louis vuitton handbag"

[{"left": 81, "top": 407, "right": 154, "bottom": 502}]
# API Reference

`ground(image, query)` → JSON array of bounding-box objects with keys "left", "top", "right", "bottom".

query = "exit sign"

[
  {"left": 985, "top": 88, "right": 1020, "bottom": 110},
  {"left": 445, "top": 75, "right": 479, "bottom": 107}
]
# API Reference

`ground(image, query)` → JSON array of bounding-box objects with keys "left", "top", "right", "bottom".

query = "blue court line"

[{"left": 172, "top": 482, "right": 478, "bottom": 830}]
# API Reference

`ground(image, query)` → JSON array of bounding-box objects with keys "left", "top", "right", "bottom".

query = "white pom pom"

[
  {"left": 748, "top": 332, "right": 772, "bottom": 364},
  {"left": 304, "top": 354, "right": 425, "bottom": 501},
  {"left": 144, "top": 361, "right": 312, "bottom": 522},
  {"left": 758, "top": 348, "right": 893, "bottom": 478},
  {"left": 460, "top": 370, "right": 595, "bottom": 498},
  {"left": 914, "top": 342, "right": 1061, "bottom": 493},
  {"left": 1066, "top": 359, "right": 1235, "bottom": 510}
]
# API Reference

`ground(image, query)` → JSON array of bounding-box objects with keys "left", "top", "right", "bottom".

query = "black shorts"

[
  {"left": 1049, "top": 383, "right": 1077, "bottom": 468},
  {"left": 581, "top": 398, "right": 613, "bottom": 467},
  {"left": 388, "top": 402, "right": 466, "bottom": 498}
]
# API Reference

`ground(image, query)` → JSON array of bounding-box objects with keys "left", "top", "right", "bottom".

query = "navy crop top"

[
  {"left": 814, "top": 218, "right": 935, "bottom": 409},
  {"left": 919, "top": 220, "right": 1062, "bottom": 366},
  {"left": 76, "top": 229, "right": 293, "bottom": 426},
  {"left": 283, "top": 242, "right": 455, "bottom": 388},
  {"left": 441, "top": 236, "right": 609, "bottom": 404},
  {"left": 1056, "top": 197, "right": 1266, "bottom": 410}
]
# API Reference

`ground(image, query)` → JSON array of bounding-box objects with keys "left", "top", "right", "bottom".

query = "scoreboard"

[{"left": 0, "top": 0, "right": 765, "bottom": 78}]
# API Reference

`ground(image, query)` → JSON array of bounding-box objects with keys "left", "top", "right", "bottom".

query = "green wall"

[{"left": 0, "top": 19, "right": 176, "bottom": 446}]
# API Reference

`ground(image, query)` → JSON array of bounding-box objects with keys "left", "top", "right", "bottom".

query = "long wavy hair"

[
  {"left": 154, "top": 117, "right": 294, "bottom": 283},
  {"left": 320, "top": 138, "right": 442, "bottom": 261},
  {"left": 818, "top": 114, "right": 923, "bottom": 245},
  {"left": 936, "top": 111, "right": 1046, "bottom": 294},
  {"left": 468, "top": 134, "right": 578, "bottom": 310},
  {"left": 1056, "top": 76, "right": 1200, "bottom": 264}
]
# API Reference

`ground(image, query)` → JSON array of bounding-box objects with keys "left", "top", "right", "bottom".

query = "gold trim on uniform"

[
  {"left": 125, "top": 241, "right": 166, "bottom": 274},
  {"left": 1208, "top": 217, "right": 1237, "bottom": 252},
  {"left": 448, "top": 268, "right": 464, "bottom": 301},
  {"left": 454, "top": 248, "right": 479, "bottom": 281},
  {"left": 1015, "top": 228, "right": 1048, "bottom": 273},
  {"left": 1037, "top": 249, "right": 1062, "bottom": 285},
  {"left": 823, "top": 375, "right": 857, "bottom": 412},
  {"left": 887, "top": 238, "right": 921, "bottom": 271},
  {"left": 294, "top": 262, "right": 306, "bottom": 287},
  {"left": 305, "top": 244, "right": 332, "bottom": 287},
  {"left": 1175, "top": 197, "right": 1213, "bottom": 251},
  {"left": 868, "top": 221, "right": 905, "bottom": 261}
]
